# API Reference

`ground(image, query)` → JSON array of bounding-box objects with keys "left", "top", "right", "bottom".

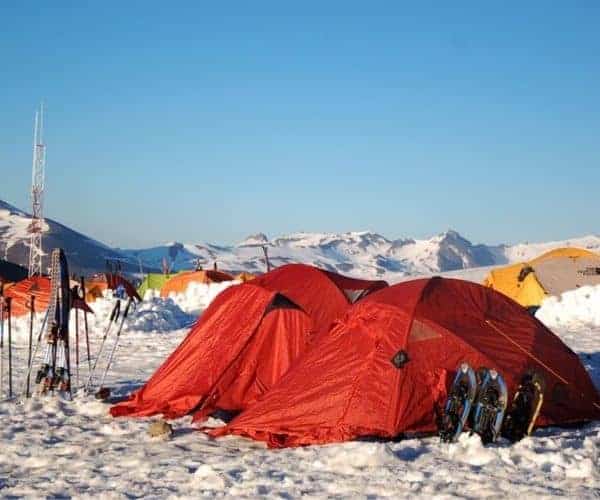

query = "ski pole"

[
  {"left": 26, "top": 295, "right": 35, "bottom": 398},
  {"left": 7, "top": 297, "right": 12, "bottom": 399},
  {"left": 22, "top": 305, "right": 49, "bottom": 398},
  {"left": 84, "top": 299, "right": 120, "bottom": 393},
  {"left": 80, "top": 276, "right": 91, "bottom": 371},
  {"left": 97, "top": 297, "right": 132, "bottom": 392},
  {"left": 75, "top": 293, "right": 80, "bottom": 389},
  {"left": 0, "top": 292, "right": 4, "bottom": 399}
]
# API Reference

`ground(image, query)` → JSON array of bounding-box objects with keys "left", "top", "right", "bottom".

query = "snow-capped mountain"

[
  {"left": 2, "top": 198, "right": 599, "bottom": 281},
  {"left": 0, "top": 199, "right": 146, "bottom": 275},
  {"left": 122, "top": 230, "right": 503, "bottom": 281},
  {"left": 121, "top": 230, "right": 600, "bottom": 283}
]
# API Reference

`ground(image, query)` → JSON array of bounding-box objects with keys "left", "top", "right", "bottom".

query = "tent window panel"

[{"left": 408, "top": 318, "right": 443, "bottom": 343}]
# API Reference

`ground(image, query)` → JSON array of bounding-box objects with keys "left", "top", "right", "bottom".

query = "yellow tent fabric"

[
  {"left": 483, "top": 247, "right": 600, "bottom": 308},
  {"left": 235, "top": 272, "right": 256, "bottom": 282}
]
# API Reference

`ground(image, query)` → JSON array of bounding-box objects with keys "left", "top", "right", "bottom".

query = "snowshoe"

[
  {"left": 439, "top": 363, "right": 477, "bottom": 442},
  {"left": 471, "top": 367, "right": 508, "bottom": 444},
  {"left": 95, "top": 387, "right": 111, "bottom": 401},
  {"left": 502, "top": 371, "right": 545, "bottom": 442}
]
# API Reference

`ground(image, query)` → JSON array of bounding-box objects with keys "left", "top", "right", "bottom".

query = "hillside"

[{"left": 0, "top": 199, "right": 147, "bottom": 276}]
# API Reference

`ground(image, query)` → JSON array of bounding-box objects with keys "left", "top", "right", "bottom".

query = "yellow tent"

[
  {"left": 483, "top": 247, "right": 600, "bottom": 308},
  {"left": 235, "top": 272, "right": 256, "bottom": 282}
]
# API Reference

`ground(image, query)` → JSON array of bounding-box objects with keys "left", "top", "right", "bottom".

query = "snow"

[
  {"left": 0, "top": 270, "right": 599, "bottom": 497},
  {"left": 537, "top": 284, "right": 600, "bottom": 330},
  {"left": 0, "top": 205, "right": 49, "bottom": 256},
  {"left": 156, "top": 280, "right": 238, "bottom": 316}
]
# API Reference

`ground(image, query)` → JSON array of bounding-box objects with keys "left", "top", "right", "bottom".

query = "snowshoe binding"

[
  {"left": 502, "top": 371, "right": 545, "bottom": 442},
  {"left": 439, "top": 362, "right": 478, "bottom": 443},
  {"left": 471, "top": 367, "right": 508, "bottom": 444}
]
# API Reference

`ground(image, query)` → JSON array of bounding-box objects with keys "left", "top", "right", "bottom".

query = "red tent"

[
  {"left": 111, "top": 264, "right": 387, "bottom": 421},
  {"left": 211, "top": 277, "right": 600, "bottom": 448}
]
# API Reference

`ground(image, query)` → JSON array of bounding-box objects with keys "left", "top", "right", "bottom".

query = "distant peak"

[{"left": 237, "top": 233, "right": 269, "bottom": 247}]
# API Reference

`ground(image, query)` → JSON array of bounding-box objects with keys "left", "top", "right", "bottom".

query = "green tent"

[{"left": 138, "top": 273, "right": 181, "bottom": 299}]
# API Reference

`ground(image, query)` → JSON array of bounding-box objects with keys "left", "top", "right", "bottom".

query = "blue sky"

[{"left": 1, "top": 2, "right": 599, "bottom": 248}]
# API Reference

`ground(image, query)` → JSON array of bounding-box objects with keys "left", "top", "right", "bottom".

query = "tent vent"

[
  {"left": 391, "top": 350, "right": 409, "bottom": 369},
  {"left": 518, "top": 266, "right": 534, "bottom": 282},
  {"left": 266, "top": 293, "right": 301, "bottom": 313}
]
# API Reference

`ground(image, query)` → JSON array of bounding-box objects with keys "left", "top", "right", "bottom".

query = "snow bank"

[
  {"left": 4, "top": 293, "right": 194, "bottom": 344},
  {"left": 153, "top": 280, "right": 238, "bottom": 316},
  {"left": 536, "top": 284, "right": 600, "bottom": 329}
]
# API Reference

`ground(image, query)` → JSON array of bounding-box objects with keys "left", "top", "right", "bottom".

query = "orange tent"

[
  {"left": 4, "top": 276, "right": 93, "bottom": 317},
  {"left": 235, "top": 272, "right": 256, "bottom": 282},
  {"left": 4, "top": 276, "right": 52, "bottom": 316},
  {"left": 160, "top": 270, "right": 234, "bottom": 297}
]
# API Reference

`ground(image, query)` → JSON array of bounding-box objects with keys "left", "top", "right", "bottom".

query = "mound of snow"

[
  {"left": 5, "top": 293, "right": 193, "bottom": 344},
  {"left": 160, "top": 280, "right": 238, "bottom": 316},
  {"left": 536, "top": 285, "right": 600, "bottom": 329}
]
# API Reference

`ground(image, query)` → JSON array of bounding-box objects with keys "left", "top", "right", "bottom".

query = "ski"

[
  {"left": 471, "top": 367, "right": 508, "bottom": 444},
  {"left": 502, "top": 371, "right": 546, "bottom": 442},
  {"left": 34, "top": 248, "right": 72, "bottom": 398},
  {"left": 0, "top": 285, "right": 4, "bottom": 399},
  {"left": 439, "top": 362, "right": 478, "bottom": 442}
]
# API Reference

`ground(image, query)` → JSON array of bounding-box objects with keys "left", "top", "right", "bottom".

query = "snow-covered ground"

[{"left": 0, "top": 281, "right": 599, "bottom": 498}]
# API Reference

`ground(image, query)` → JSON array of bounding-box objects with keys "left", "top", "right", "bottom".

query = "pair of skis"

[
  {"left": 33, "top": 248, "right": 72, "bottom": 398},
  {"left": 440, "top": 363, "right": 544, "bottom": 444},
  {"left": 84, "top": 295, "right": 134, "bottom": 400}
]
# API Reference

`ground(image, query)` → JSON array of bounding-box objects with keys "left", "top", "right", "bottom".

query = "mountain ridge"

[{"left": 2, "top": 198, "right": 599, "bottom": 280}]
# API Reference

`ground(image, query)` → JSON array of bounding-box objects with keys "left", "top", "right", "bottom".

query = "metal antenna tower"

[{"left": 28, "top": 104, "right": 46, "bottom": 277}]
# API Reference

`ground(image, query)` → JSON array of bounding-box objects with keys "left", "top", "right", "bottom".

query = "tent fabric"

[
  {"left": 105, "top": 273, "right": 142, "bottom": 302},
  {"left": 137, "top": 273, "right": 180, "bottom": 298},
  {"left": 0, "top": 259, "right": 28, "bottom": 284},
  {"left": 111, "top": 264, "right": 388, "bottom": 421},
  {"left": 235, "top": 272, "right": 256, "bottom": 282},
  {"left": 5, "top": 276, "right": 93, "bottom": 317},
  {"left": 4, "top": 277, "right": 52, "bottom": 316},
  {"left": 160, "top": 270, "right": 235, "bottom": 297},
  {"left": 211, "top": 277, "right": 600, "bottom": 448},
  {"left": 484, "top": 247, "right": 600, "bottom": 308},
  {"left": 85, "top": 285, "right": 105, "bottom": 303}
]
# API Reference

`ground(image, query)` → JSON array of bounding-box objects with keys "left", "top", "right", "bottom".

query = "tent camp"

[
  {"left": 484, "top": 248, "right": 600, "bottom": 309},
  {"left": 111, "top": 264, "right": 388, "bottom": 421},
  {"left": 210, "top": 277, "right": 600, "bottom": 448},
  {"left": 137, "top": 273, "right": 181, "bottom": 298},
  {"left": 0, "top": 259, "right": 28, "bottom": 284},
  {"left": 159, "top": 270, "right": 235, "bottom": 297}
]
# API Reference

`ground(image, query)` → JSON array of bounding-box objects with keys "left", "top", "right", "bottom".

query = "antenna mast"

[{"left": 28, "top": 104, "right": 46, "bottom": 277}]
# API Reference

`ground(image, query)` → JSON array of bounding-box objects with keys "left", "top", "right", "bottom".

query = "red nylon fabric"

[
  {"left": 191, "top": 307, "right": 313, "bottom": 422},
  {"left": 111, "top": 264, "right": 383, "bottom": 420},
  {"left": 251, "top": 264, "right": 387, "bottom": 334},
  {"left": 212, "top": 278, "right": 600, "bottom": 447},
  {"left": 111, "top": 284, "right": 274, "bottom": 418}
]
